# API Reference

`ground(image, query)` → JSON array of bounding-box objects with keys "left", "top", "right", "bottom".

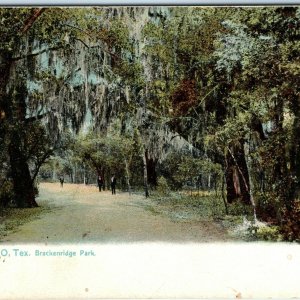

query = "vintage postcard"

[{"left": 0, "top": 1, "right": 300, "bottom": 299}]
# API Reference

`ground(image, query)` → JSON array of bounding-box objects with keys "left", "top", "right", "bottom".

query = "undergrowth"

[
  {"left": 149, "top": 190, "right": 283, "bottom": 242},
  {"left": 0, "top": 206, "right": 50, "bottom": 241}
]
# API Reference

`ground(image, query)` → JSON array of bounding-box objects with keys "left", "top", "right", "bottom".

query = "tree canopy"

[{"left": 0, "top": 6, "right": 300, "bottom": 240}]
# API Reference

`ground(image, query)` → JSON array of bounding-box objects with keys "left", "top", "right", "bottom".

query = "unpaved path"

[{"left": 2, "top": 183, "right": 232, "bottom": 244}]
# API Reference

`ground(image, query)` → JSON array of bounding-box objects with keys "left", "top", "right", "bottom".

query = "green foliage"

[
  {"left": 157, "top": 176, "right": 171, "bottom": 196},
  {"left": 66, "top": 125, "right": 139, "bottom": 187},
  {"left": 280, "top": 202, "right": 300, "bottom": 242},
  {"left": 141, "top": 7, "right": 300, "bottom": 240},
  {"left": 153, "top": 192, "right": 226, "bottom": 221},
  {"left": 0, "top": 8, "right": 30, "bottom": 50},
  {"left": 106, "top": 19, "right": 132, "bottom": 52},
  {"left": 0, "top": 8, "right": 101, "bottom": 53},
  {"left": 0, "top": 180, "right": 14, "bottom": 207},
  {"left": 0, "top": 205, "right": 48, "bottom": 239},
  {"left": 102, "top": 17, "right": 146, "bottom": 89},
  {"left": 113, "top": 59, "right": 145, "bottom": 89},
  {"left": 175, "top": 155, "right": 222, "bottom": 186},
  {"left": 1, "top": 7, "right": 300, "bottom": 239},
  {"left": 255, "top": 226, "right": 282, "bottom": 241}
]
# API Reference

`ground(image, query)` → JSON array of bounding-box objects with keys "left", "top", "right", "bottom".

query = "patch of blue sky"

[
  {"left": 81, "top": 108, "right": 93, "bottom": 134},
  {"left": 26, "top": 105, "right": 47, "bottom": 118},
  {"left": 39, "top": 50, "right": 65, "bottom": 78},
  {"left": 70, "top": 72, "right": 85, "bottom": 86},
  {"left": 40, "top": 51, "right": 49, "bottom": 70},
  {"left": 87, "top": 73, "right": 108, "bottom": 85},
  {"left": 27, "top": 81, "right": 42, "bottom": 92},
  {"left": 54, "top": 59, "right": 64, "bottom": 77}
]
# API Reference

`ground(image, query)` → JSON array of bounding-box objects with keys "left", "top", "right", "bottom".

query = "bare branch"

[
  {"left": 75, "top": 38, "right": 89, "bottom": 49},
  {"left": 62, "top": 23, "right": 120, "bottom": 59}
]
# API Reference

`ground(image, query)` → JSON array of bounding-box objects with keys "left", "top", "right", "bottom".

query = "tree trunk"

[
  {"left": 289, "top": 95, "right": 300, "bottom": 204},
  {"left": 69, "top": 171, "right": 73, "bottom": 183},
  {"left": 225, "top": 143, "right": 251, "bottom": 205},
  {"left": 145, "top": 151, "right": 157, "bottom": 188},
  {"left": 102, "top": 170, "right": 106, "bottom": 191},
  {"left": 225, "top": 153, "right": 239, "bottom": 204},
  {"left": 272, "top": 96, "right": 291, "bottom": 211},
  {"left": 244, "top": 139, "right": 257, "bottom": 220},
  {"left": 1, "top": 53, "right": 38, "bottom": 208},
  {"left": 83, "top": 163, "right": 86, "bottom": 185},
  {"left": 106, "top": 174, "right": 111, "bottom": 191},
  {"left": 7, "top": 97, "right": 38, "bottom": 207},
  {"left": 52, "top": 167, "right": 57, "bottom": 181},
  {"left": 235, "top": 146, "right": 251, "bottom": 205},
  {"left": 9, "top": 137, "right": 37, "bottom": 207},
  {"left": 124, "top": 158, "right": 132, "bottom": 195},
  {"left": 142, "top": 150, "right": 149, "bottom": 197},
  {"left": 73, "top": 164, "right": 77, "bottom": 183},
  {"left": 208, "top": 173, "right": 211, "bottom": 190},
  {"left": 221, "top": 173, "right": 228, "bottom": 215}
]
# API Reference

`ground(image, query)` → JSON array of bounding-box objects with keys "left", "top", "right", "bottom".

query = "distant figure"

[
  {"left": 97, "top": 175, "right": 104, "bottom": 192},
  {"left": 111, "top": 175, "right": 116, "bottom": 195},
  {"left": 59, "top": 176, "right": 64, "bottom": 188}
]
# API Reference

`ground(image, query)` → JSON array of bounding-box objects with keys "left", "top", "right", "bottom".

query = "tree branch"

[
  {"left": 22, "top": 8, "right": 47, "bottom": 34},
  {"left": 31, "top": 150, "right": 53, "bottom": 184},
  {"left": 63, "top": 23, "right": 93, "bottom": 38},
  {"left": 62, "top": 23, "right": 120, "bottom": 59},
  {"left": 12, "top": 45, "right": 63, "bottom": 62},
  {"left": 75, "top": 38, "right": 89, "bottom": 49},
  {"left": 227, "top": 146, "right": 250, "bottom": 194}
]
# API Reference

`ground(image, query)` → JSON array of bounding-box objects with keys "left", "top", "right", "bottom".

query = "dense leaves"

[{"left": 1, "top": 7, "right": 300, "bottom": 240}]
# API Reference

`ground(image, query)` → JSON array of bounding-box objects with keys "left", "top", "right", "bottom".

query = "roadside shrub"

[
  {"left": 229, "top": 218, "right": 282, "bottom": 242},
  {"left": 280, "top": 202, "right": 300, "bottom": 242},
  {"left": 256, "top": 226, "right": 282, "bottom": 241},
  {"left": 228, "top": 201, "right": 254, "bottom": 218},
  {"left": 157, "top": 176, "right": 171, "bottom": 196},
  {"left": 0, "top": 180, "right": 14, "bottom": 207},
  {"left": 256, "top": 192, "right": 281, "bottom": 222}
]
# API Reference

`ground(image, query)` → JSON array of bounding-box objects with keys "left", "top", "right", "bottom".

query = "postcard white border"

[{"left": 1, "top": 2, "right": 300, "bottom": 299}]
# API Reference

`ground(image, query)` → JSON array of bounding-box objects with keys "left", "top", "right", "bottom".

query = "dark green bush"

[
  {"left": 0, "top": 180, "right": 14, "bottom": 207},
  {"left": 280, "top": 202, "right": 300, "bottom": 242},
  {"left": 157, "top": 176, "right": 171, "bottom": 196}
]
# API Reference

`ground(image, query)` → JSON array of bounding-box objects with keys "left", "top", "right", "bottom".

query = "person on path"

[
  {"left": 59, "top": 176, "right": 64, "bottom": 188},
  {"left": 97, "top": 175, "right": 104, "bottom": 192},
  {"left": 111, "top": 175, "right": 117, "bottom": 195}
]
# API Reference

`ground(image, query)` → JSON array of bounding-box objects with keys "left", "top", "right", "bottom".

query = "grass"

[
  {"left": 144, "top": 205, "right": 161, "bottom": 216},
  {"left": 0, "top": 206, "right": 51, "bottom": 241},
  {"left": 152, "top": 191, "right": 228, "bottom": 220},
  {"left": 148, "top": 192, "right": 225, "bottom": 226},
  {"left": 148, "top": 190, "right": 282, "bottom": 241}
]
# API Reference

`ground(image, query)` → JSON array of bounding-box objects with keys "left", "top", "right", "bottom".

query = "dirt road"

[{"left": 2, "top": 183, "right": 231, "bottom": 244}]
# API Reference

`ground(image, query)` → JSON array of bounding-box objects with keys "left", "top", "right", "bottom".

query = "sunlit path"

[{"left": 2, "top": 183, "right": 231, "bottom": 244}]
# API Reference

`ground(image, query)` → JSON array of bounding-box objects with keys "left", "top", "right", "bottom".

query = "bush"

[
  {"left": 280, "top": 202, "right": 300, "bottom": 242},
  {"left": 256, "top": 226, "right": 282, "bottom": 241},
  {"left": 256, "top": 192, "right": 281, "bottom": 222},
  {"left": 157, "top": 176, "right": 171, "bottom": 196},
  {"left": 0, "top": 180, "right": 14, "bottom": 207}
]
